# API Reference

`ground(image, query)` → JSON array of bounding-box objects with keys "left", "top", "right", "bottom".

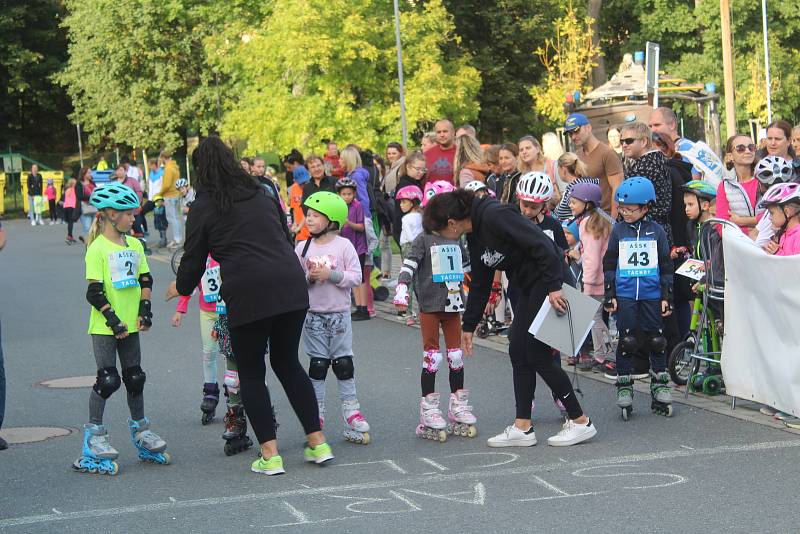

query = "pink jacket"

[
  {"left": 777, "top": 224, "right": 800, "bottom": 257},
  {"left": 579, "top": 216, "right": 609, "bottom": 296},
  {"left": 176, "top": 257, "right": 220, "bottom": 313}
]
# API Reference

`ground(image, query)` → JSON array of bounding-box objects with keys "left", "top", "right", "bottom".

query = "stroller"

[{"left": 667, "top": 218, "right": 733, "bottom": 396}]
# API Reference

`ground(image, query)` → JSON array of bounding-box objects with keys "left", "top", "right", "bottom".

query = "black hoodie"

[
  {"left": 177, "top": 184, "right": 308, "bottom": 327},
  {"left": 462, "top": 197, "right": 563, "bottom": 332}
]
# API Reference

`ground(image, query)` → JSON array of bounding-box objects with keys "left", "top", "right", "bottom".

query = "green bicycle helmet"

[
  {"left": 303, "top": 191, "right": 348, "bottom": 229},
  {"left": 681, "top": 180, "right": 717, "bottom": 201},
  {"left": 90, "top": 183, "right": 140, "bottom": 210}
]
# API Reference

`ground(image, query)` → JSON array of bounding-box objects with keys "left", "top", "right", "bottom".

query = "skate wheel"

[
  {"left": 361, "top": 432, "right": 370, "bottom": 445},
  {"left": 160, "top": 452, "right": 172, "bottom": 465},
  {"left": 664, "top": 405, "right": 674, "bottom": 417},
  {"left": 201, "top": 413, "right": 214, "bottom": 425},
  {"left": 703, "top": 376, "right": 722, "bottom": 396},
  {"left": 224, "top": 442, "right": 235, "bottom": 456},
  {"left": 466, "top": 425, "right": 477, "bottom": 438},
  {"left": 106, "top": 461, "right": 119, "bottom": 475},
  {"left": 437, "top": 430, "right": 447, "bottom": 442},
  {"left": 621, "top": 407, "right": 631, "bottom": 421}
]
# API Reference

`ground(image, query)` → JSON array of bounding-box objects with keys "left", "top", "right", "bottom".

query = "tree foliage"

[{"left": 211, "top": 0, "right": 480, "bottom": 154}]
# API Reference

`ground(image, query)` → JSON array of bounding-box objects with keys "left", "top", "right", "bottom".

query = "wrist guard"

[
  {"left": 393, "top": 283, "right": 409, "bottom": 306},
  {"left": 139, "top": 299, "right": 153, "bottom": 328},
  {"left": 102, "top": 307, "right": 127, "bottom": 336}
]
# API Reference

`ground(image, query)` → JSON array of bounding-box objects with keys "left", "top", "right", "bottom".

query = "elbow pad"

[
  {"left": 138, "top": 272, "right": 153, "bottom": 290},
  {"left": 86, "top": 282, "right": 110, "bottom": 311}
]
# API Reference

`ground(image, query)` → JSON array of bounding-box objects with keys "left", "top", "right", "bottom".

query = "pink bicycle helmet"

[
  {"left": 516, "top": 172, "right": 553, "bottom": 202},
  {"left": 759, "top": 182, "right": 800, "bottom": 209},
  {"left": 422, "top": 180, "right": 456, "bottom": 207},
  {"left": 569, "top": 182, "right": 602, "bottom": 205},
  {"left": 396, "top": 185, "right": 424, "bottom": 203}
]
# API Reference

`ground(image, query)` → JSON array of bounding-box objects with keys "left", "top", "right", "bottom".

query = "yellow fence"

[{"left": 19, "top": 171, "right": 64, "bottom": 213}]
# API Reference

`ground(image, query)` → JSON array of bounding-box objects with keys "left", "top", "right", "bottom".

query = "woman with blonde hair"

[
  {"left": 454, "top": 135, "right": 492, "bottom": 187},
  {"left": 518, "top": 135, "right": 560, "bottom": 197},
  {"left": 553, "top": 152, "right": 598, "bottom": 221},
  {"left": 421, "top": 132, "right": 437, "bottom": 153}
]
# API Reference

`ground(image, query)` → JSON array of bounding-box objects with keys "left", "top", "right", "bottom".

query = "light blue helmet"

[
  {"left": 615, "top": 176, "right": 655, "bottom": 205},
  {"left": 90, "top": 183, "right": 140, "bottom": 210}
]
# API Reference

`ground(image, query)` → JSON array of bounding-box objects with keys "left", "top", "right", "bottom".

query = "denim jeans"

[
  {"left": 164, "top": 198, "right": 183, "bottom": 243},
  {"left": 28, "top": 196, "right": 35, "bottom": 221},
  {"left": 0, "top": 317, "right": 6, "bottom": 430},
  {"left": 80, "top": 213, "right": 94, "bottom": 234}
]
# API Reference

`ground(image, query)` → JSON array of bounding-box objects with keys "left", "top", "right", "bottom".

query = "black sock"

[
  {"left": 448, "top": 368, "right": 464, "bottom": 393},
  {"left": 421, "top": 370, "right": 436, "bottom": 396}
]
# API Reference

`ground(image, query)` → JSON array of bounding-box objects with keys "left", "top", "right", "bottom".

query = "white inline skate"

[
  {"left": 342, "top": 399, "right": 370, "bottom": 445},
  {"left": 416, "top": 393, "right": 447, "bottom": 442},
  {"left": 447, "top": 389, "right": 477, "bottom": 437}
]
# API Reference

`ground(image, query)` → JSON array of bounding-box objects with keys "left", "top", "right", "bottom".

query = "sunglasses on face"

[
  {"left": 733, "top": 144, "right": 756, "bottom": 154},
  {"left": 620, "top": 137, "right": 639, "bottom": 146}
]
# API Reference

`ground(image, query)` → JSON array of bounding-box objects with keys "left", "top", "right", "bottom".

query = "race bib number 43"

[
  {"left": 619, "top": 240, "right": 657, "bottom": 278},
  {"left": 201, "top": 266, "right": 221, "bottom": 302},
  {"left": 430, "top": 244, "right": 464, "bottom": 282},
  {"left": 108, "top": 250, "right": 141, "bottom": 289}
]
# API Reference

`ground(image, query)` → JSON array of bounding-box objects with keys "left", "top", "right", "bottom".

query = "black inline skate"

[
  {"left": 222, "top": 404, "right": 253, "bottom": 456},
  {"left": 200, "top": 382, "right": 220, "bottom": 425}
]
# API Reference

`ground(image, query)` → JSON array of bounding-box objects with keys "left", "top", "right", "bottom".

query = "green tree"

[
  {"left": 57, "top": 0, "right": 219, "bottom": 150},
  {"left": 211, "top": 0, "right": 480, "bottom": 154},
  {"left": 0, "top": 0, "right": 73, "bottom": 155}
]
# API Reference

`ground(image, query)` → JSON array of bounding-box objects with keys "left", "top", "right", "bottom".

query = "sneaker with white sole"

[
  {"left": 487, "top": 424, "right": 537, "bottom": 447},
  {"left": 547, "top": 419, "right": 597, "bottom": 447}
]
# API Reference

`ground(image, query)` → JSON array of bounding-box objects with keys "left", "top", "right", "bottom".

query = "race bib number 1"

[
  {"left": 430, "top": 244, "right": 464, "bottom": 282},
  {"left": 108, "top": 250, "right": 140, "bottom": 289},
  {"left": 619, "top": 240, "right": 658, "bottom": 278},
  {"left": 201, "top": 266, "right": 221, "bottom": 302}
]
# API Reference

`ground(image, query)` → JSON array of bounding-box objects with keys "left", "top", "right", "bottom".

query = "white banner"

[{"left": 721, "top": 226, "right": 800, "bottom": 417}]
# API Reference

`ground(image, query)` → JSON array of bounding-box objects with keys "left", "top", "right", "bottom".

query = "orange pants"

[{"left": 419, "top": 312, "right": 461, "bottom": 352}]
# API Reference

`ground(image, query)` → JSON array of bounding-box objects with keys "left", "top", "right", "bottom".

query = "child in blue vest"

[{"left": 603, "top": 177, "right": 674, "bottom": 419}]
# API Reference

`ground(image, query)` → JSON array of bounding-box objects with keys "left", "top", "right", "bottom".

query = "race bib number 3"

[
  {"left": 430, "top": 244, "right": 464, "bottom": 282},
  {"left": 201, "top": 266, "right": 221, "bottom": 302},
  {"left": 108, "top": 250, "right": 140, "bottom": 289},
  {"left": 619, "top": 240, "right": 658, "bottom": 278}
]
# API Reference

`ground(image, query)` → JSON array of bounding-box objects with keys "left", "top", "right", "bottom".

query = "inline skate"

[
  {"left": 342, "top": 399, "right": 370, "bottom": 445},
  {"left": 650, "top": 371, "right": 674, "bottom": 417},
  {"left": 72, "top": 423, "right": 119, "bottom": 475},
  {"left": 447, "top": 389, "right": 477, "bottom": 437},
  {"left": 416, "top": 393, "right": 447, "bottom": 442},
  {"left": 200, "top": 383, "right": 220, "bottom": 425},
  {"left": 616, "top": 375, "right": 634, "bottom": 421},
  {"left": 129, "top": 417, "right": 171, "bottom": 464},
  {"left": 222, "top": 404, "right": 253, "bottom": 456}
]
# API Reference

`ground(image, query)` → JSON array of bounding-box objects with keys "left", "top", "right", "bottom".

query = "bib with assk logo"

[
  {"left": 618, "top": 239, "right": 658, "bottom": 278},
  {"left": 108, "top": 250, "right": 140, "bottom": 289}
]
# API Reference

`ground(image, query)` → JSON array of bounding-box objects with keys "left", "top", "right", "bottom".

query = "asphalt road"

[{"left": 1, "top": 219, "right": 798, "bottom": 533}]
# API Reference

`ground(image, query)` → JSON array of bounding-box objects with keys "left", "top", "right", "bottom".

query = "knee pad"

[
  {"left": 93, "top": 367, "right": 121, "bottom": 399},
  {"left": 332, "top": 356, "right": 354, "bottom": 380},
  {"left": 619, "top": 332, "right": 641, "bottom": 354},
  {"left": 121, "top": 365, "right": 146, "bottom": 396},
  {"left": 308, "top": 358, "right": 330, "bottom": 381},
  {"left": 223, "top": 369, "right": 239, "bottom": 394},
  {"left": 422, "top": 350, "right": 443, "bottom": 373},
  {"left": 645, "top": 332, "right": 667, "bottom": 353},
  {"left": 446, "top": 348, "right": 464, "bottom": 371}
]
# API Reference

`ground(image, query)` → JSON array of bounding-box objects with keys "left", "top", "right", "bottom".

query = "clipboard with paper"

[{"left": 528, "top": 283, "right": 600, "bottom": 357}]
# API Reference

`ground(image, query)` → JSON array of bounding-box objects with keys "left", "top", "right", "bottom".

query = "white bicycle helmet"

[
  {"left": 754, "top": 156, "right": 793, "bottom": 185},
  {"left": 516, "top": 171, "right": 553, "bottom": 202},
  {"left": 463, "top": 180, "right": 488, "bottom": 193}
]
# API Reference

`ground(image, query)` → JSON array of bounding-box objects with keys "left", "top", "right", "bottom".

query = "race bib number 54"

[
  {"left": 108, "top": 250, "right": 141, "bottom": 289},
  {"left": 430, "top": 244, "right": 463, "bottom": 282},
  {"left": 619, "top": 240, "right": 657, "bottom": 278}
]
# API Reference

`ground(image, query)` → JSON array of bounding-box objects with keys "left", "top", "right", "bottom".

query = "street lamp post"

[
  {"left": 762, "top": 0, "right": 772, "bottom": 123},
  {"left": 393, "top": 0, "right": 409, "bottom": 150}
]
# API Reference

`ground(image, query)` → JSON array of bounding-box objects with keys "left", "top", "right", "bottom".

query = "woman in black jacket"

[
  {"left": 424, "top": 190, "right": 597, "bottom": 448},
  {"left": 167, "top": 136, "right": 331, "bottom": 475}
]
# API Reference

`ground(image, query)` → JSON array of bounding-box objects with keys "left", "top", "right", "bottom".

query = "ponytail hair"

[
  {"left": 584, "top": 202, "right": 612, "bottom": 240},
  {"left": 85, "top": 212, "right": 105, "bottom": 247}
]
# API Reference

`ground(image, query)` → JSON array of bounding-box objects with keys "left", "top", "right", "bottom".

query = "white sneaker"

[
  {"left": 487, "top": 424, "right": 537, "bottom": 447},
  {"left": 31, "top": 219, "right": 36, "bottom": 226},
  {"left": 49, "top": 220, "right": 55, "bottom": 225},
  {"left": 547, "top": 419, "right": 597, "bottom": 447}
]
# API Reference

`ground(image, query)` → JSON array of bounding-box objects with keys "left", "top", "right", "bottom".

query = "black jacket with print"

[
  {"left": 462, "top": 197, "right": 563, "bottom": 332},
  {"left": 626, "top": 150, "right": 673, "bottom": 244}
]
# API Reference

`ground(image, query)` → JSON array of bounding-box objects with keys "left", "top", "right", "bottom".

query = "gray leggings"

[{"left": 89, "top": 334, "right": 145, "bottom": 425}]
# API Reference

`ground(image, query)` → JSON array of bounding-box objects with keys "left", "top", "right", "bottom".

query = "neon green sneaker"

[
  {"left": 250, "top": 454, "right": 285, "bottom": 475},
  {"left": 303, "top": 442, "right": 334, "bottom": 464}
]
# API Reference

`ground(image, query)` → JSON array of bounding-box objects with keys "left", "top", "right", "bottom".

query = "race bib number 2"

[
  {"left": 108, "top": 250, "right": 140, "bottom": 289},
  {"left": 430, "top": 244, "right": 463, "bottom": 282},
  {"left": 201, "top": 266, "right": 221, "bottom": 302},
  {"left": 619, "top": 240, "right": 658, "bottom": 278}
]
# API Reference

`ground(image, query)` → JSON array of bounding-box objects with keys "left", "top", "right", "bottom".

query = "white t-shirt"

[
  {"left": 400, "top": 212, "right": 423, "bottom": 246},
  {"left": 754, "top": 211, "right": 774, "bottom": 248}
]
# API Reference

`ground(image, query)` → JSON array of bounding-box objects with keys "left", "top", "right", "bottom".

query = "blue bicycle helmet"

[
  {"left": 615, "top": 176, "right": 656, "bottom": 205},
  {"left": 681, "top": 180, "right": 717, "bottom": 201},
  {"left": 90, "top": 183, "right": 140, "bottom": 210}
]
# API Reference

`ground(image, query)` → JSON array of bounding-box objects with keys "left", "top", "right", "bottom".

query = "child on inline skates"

[
  {"left": 602, "top": 177, "right": 674, "bottom": 420},
  {"left": 296, "top": 191, "right": 371, "bottom": 444},
  {"left": 396, "top": 184, "right": 424, "bottom": 326},
  {"left": 394, "top": 180, "right": 476, "bottom": 442},
  {"left": 74, "top": 183, "right": 169, "bottom": 475},
  {"left": 567, "top": 182, "right": 615, "bottom": 374},
  {"left": 171, "top": 255, "right": 221, "bottom": 425},
  {"left": 337, "top": 178, "right": 371, "bottom": 321}
]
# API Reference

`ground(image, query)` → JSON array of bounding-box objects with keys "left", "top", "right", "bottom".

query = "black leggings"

[
  {"left": 508, "top": 287, "right": 583, "bottom": 420},
  {"left": 229, "top": 309, "right": 320, "bottom": 444}
]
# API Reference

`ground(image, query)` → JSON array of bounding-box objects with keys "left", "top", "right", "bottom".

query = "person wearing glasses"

[
  {"left": 392, "top": 150, "right": 427, "bottom": 247},
  {"left": 619, "top": 122, "right": 673, "bottom": 245},
  {"left": 717, "top": 135, "right": 758, "bottom": 234},
  {"left": 564, "top": 113, "right": 624, "bottom": 218}
]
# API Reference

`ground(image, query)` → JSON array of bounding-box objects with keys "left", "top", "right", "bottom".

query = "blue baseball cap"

[
  {"left": 564, "top": 113, "right": 590, "bottom": 132},
  {"left": 293, "top": 165, "right": 310, "bottom": 185}
]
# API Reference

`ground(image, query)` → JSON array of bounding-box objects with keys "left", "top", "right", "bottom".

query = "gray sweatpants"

[
  {"left": 302, "top": 312, "right": 357, "bottom": 406},
  {"left": 89, "top": 334, "right": 145, "bottom": 425}
]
